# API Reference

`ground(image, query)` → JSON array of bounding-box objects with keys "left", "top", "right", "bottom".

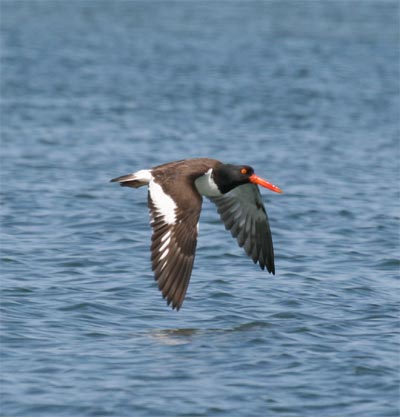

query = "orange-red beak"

[{"left": 249, "top": 174, "right": 283, "bottom": 193}]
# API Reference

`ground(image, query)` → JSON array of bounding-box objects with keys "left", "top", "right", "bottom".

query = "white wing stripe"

[
  {"left": 161, "top": 230, "right": 172, "bottom": 242},
  {"left": 160, "top": 248, "right": 169, "bottom": 260},
  {"left": 149, "top": 181, "right": 177, "bottom": 225},
  {"left": 159, "top": 236, "right": 171, "bottom": 252}
]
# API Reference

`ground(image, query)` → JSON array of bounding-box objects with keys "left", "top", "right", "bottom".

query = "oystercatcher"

[{"left": 111, "top": 158, "right": 282, "bottom": 310}]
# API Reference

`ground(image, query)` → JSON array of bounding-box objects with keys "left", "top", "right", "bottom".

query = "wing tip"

[
  {"left": 259, "top": 259, "right": 275, "bottom": 275},
  {"left": 165, "top": 295, "right": 183, "bottom": 311}
]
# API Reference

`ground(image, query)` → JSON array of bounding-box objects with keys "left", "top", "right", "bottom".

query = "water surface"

[{"left": 1, "top": 2, "right": 399, "bottom": 416}]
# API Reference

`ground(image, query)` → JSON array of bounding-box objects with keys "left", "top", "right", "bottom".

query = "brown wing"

[
  {"left": 209, "top": 183, "right": 275, "bottom": 274},
  {"left": 148, "top": 179, "right": 202, "bottom": 310}
]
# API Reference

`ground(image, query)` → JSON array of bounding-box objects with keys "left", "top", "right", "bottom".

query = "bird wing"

[
  {"left": 148, "top": 178, "right": 202, "bottom": 310},
  {"left": 209, "top": 183, "right": 275, "bottom": 274}
]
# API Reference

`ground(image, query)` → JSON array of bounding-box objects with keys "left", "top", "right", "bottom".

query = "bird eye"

[{"left": 240, "top": 168, "right": 248, "bottom": 175}]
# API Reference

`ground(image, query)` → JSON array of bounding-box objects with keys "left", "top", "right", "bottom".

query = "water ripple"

[{"left": 2, "top": 2, "right": 398, "bottom": 417}]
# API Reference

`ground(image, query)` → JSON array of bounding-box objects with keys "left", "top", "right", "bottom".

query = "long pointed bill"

[{"left": 249, "top": 174, "right": 283, "bottom": 193}]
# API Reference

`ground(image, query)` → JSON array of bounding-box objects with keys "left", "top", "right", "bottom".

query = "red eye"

[{"left": 240, "top": 168, "right": 247, "bottom": 175}]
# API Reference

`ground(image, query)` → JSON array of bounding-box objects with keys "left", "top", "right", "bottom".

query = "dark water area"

[{"left": 1, "top": 1, "right": 399, "bottom": 416}]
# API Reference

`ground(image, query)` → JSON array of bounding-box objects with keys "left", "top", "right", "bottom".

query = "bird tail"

[{"left": 110, "top": 169, "right": 152, "bottom": 188}]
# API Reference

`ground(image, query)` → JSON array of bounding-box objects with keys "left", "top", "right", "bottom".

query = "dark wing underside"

[
  {"left": 148, "top": 180, "right": 202, "bottom": 310},
  {"left": 209, "top": 183, "right": 275, "bottom": 274}
]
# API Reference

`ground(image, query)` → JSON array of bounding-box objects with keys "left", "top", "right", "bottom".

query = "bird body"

[{"left": 111, "top": 158, "right": 281, "bottom": 310}]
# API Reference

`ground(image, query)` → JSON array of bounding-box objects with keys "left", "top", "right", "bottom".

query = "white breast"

[{"left": 194, "top": 168, "right": 222, "bottom": 197}]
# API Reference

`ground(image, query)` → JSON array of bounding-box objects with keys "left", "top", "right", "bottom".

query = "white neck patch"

[
  {"left": 195, "top": 168, "right": 222, "bottom": 197},
  {"left": 149, "top": 181, "right": 177, "bottom": 225}
]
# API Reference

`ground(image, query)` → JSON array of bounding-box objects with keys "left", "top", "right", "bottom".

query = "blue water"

[{"left": 1, "top": 1, "right": 399, "bottom": 416}]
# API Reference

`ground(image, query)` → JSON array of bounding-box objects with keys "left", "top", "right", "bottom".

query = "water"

[{"left": 1, "top": 1, "right": 399, "bottom": 416}]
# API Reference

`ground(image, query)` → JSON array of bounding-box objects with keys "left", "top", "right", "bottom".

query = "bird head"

[{"left": 214, "top": 164, "right": 283, "bottom": 194}]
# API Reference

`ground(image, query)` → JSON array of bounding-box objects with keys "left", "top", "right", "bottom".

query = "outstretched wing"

[
  {"left": 209, "top": 183, "right": 275, "bottom": 274},
  {"left": 148, "top": 179, "right": 202, "bottom": 310}
]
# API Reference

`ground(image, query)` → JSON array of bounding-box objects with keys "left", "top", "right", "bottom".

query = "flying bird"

[{"left": 111, "top": 158, "right": 282, "bottom": 310}]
